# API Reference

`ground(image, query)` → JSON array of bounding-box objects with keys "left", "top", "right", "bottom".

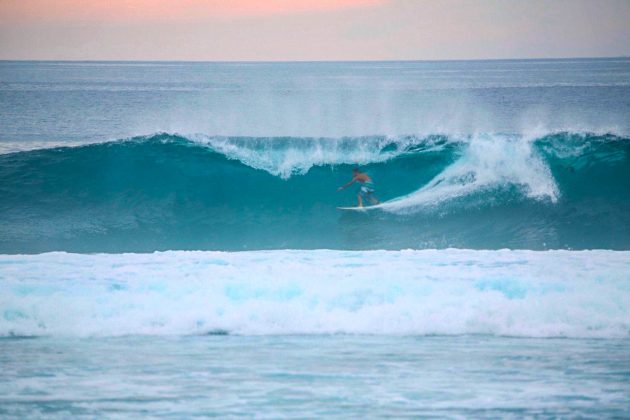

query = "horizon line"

[{"left": 1, "top": 55, "right": 629, "bottom": 64}]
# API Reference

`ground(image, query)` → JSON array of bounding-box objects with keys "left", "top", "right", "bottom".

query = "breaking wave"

[{"left": 0, "top": 131, "right": 628, "bottom": 252}]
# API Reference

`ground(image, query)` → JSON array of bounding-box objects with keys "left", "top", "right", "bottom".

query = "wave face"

[
  {"left": 0, "top": 132, "right": 629, "bottom": 253},
  {"left": 1, "top": 249, "right": 629, "bottom": 338}
]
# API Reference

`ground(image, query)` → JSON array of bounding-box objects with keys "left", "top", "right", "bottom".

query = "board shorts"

[{"left": 359, "top": 183, "right": 375, "bottom": 198}]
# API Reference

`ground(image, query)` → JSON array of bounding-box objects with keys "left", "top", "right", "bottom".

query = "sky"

[{"left": 0, "top": 0, "right": 629, "bottom": 61}]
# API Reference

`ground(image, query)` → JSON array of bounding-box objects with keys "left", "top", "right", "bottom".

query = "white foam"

[
  {"left": 190, "top": 134, "right": 448, "bottom": 179},
  {"left": 377, "top": 133, "right": 559, "bottom": 212},
  {"left": 1, "top": 249, "right": 628, "bottom": 338}
]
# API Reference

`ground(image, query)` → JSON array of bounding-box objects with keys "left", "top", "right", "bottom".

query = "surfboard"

[
  {"left": 337, "top": 206, "right": 367, "bottom": 211},
  {"left": 337, "top": 200, "right": 392, "bottom": 211}
]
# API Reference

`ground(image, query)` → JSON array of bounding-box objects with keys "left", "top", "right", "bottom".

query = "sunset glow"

[
  {"left": 0, "top": 0, "right": 385, "bottom": 21},
  {"left": 1, "top": 0, "right": 628, "bottom": 60}
]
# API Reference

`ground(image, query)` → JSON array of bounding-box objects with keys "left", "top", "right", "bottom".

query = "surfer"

[{"left": 337, "top": 167, "right": 380, "bottom": 207}]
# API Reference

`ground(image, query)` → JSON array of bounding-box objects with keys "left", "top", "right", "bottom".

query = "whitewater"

[
  {"left": 2, "top": 249, "right": 629, "bottom": 338},
  {"left": 1, "top": 59, "right": 629, "bottom": 417}
]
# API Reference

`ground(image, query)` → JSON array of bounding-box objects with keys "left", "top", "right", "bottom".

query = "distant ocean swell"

[
  {"left": 1, "top": 249, "right": 629, "bottom": 338},
  {"left": 0, "top": 131, "right": 628, "bottom": 252}
]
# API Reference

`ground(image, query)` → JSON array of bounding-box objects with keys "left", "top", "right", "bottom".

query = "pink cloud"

[{"left": 0, "top": 0, "right": 385, "bottom": 22}]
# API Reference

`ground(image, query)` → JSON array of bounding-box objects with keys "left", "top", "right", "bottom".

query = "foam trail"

[
  {"left": 378, "top": 134, "right": 559, "bottom": 212},
  {"left": 1, "top": 249, "right": 629, "bottom": 338}
]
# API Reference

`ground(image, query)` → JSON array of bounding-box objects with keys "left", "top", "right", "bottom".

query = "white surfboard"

[
  {"left": 337, "top": 199, "right": 395, "bottom": 211},
  {"left": 337, "top": 206, "right": 367, "bottom": 211}
]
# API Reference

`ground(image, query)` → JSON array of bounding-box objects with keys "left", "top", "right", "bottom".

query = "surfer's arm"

[{"left": 337, "top": 177, "right": 357, "bottom": 191}]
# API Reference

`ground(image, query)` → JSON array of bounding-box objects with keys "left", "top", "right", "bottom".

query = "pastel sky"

[{"left": 1, "top": 0, "right": 629, "bottom": 60}]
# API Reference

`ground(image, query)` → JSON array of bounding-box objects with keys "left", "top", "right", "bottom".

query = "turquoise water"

[
  {"left": 1, "top": 132, "right": 629, "bottom": 252},
  {"left": 1, "top": 58, "right": 629, "bottom": 417}
]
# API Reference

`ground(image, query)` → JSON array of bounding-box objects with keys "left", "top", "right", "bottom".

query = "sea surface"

[{"left": 1, "top": 59, "right": 629, "bottom": 417}]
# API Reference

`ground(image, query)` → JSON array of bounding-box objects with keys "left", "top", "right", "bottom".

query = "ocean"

[{"left": 1, "top": 59, "right": 629, "bottom": 417}]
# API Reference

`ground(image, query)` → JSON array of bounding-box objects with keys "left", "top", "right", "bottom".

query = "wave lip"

[
  {"left": 1, "top": 249, "right": 629, "bottom": 338},
  {"left": 187, "top": 133, "right": 455, "bottom": 179}
]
